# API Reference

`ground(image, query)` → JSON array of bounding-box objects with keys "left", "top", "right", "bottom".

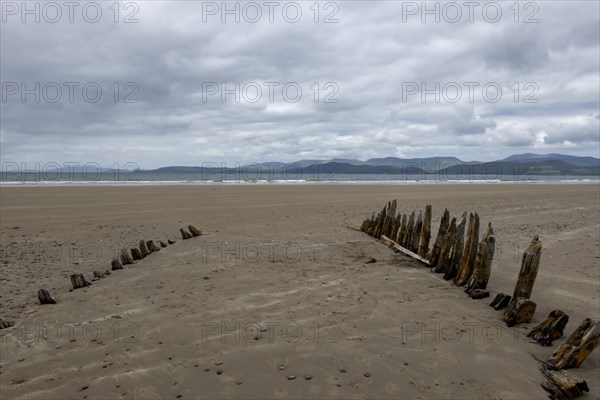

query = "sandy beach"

[{"left": 0, "top": 184, "right": 599, "bottom": 399}]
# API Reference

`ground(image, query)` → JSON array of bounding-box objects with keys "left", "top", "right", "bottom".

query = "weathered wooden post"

[
  {"left": 377, "top": 202, "right": 389, "bottom": 238},
  {"left": 418, "top": 205, "right": 432, "bottom": 258},
  {"left": 38, "top": 289, "right": 56, "bottom": 304},
  {"left": 541, "top": 366, "right": 589, "bottom": 399},
  {"left": 382, "top": 200, "right": 396, "bottom": 238},
  {"left": 70, "top": 273, "right": 91, "bottom": 290},
  {"left": 366, "top": 210, "right": 378, "bottom": 236},
  {"left": 397, "top": 214, "right": 408, "bottom": 245},
  {"left": 180, "top": 228, "right": 192, "bottom": 240},
  {"left": 489, "top": 293, "right": 511, "bottom": 310},
  {"left": 188, "top": 225, "right": 202, "bottom": 237},
  {"left": 465, "top": 222, "right": 495, "bottom": 298},
  {"left": 0, "top": 318, "right": 13, "bottom": 329},
  {"left": 391, "top": 213, "right": 402, "bottom": 243},
  {"left": 93, "top": 271, "right": 104, "bottom": 279},
  {"left": 367, "top": 212, "right": 376, "bottom": 236},
  {"left": 146, "top": 240, "right": 160, "bottom": 252},
  {"left": 111, "top": 259, "right": 123, "bottom": 270},
  {"left": 429, "top": 209, "right": 449, "bottom": 268},
  {"left": 546, "top": 318, "right": 600, "bottom": 369},
  {"left": 528, "top": 310, "right": 569, "bottom": 346},
  {"left": 402, "top": 211, "right": 415, "bottom": 248},
  {"left": 503, "top": 235, "right": 542, "bottom": 325},
  {"left": 444, "top": 212, "right": 467, "bottom": 281},
  {"left": 434, "top": 217, "right": 457, "bottom": 273},
  {"left": 131, "top": 247, "right": 143, "bottom": 260},
  {"left": 454, "top": 213, "right": 480, "bottom": 286},
  {"left": 139, "top": 240, "right": 150, "bottom": 257},
  {"left": 410, "top": 210, "right": 423, "bottom": 253},
  {"left": 504, "top": 298, "right": 537, "bottom": 327},
  {"left": 120, "top": 248, "right": 133, "bottom": 265}
]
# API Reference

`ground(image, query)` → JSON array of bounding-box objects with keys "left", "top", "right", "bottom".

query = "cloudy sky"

[{"left": 1, "top": 0, "right": 599, "bottom": 168}]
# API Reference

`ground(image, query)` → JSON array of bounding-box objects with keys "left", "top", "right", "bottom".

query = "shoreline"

[{"left": 1, "top": 179, "right": 599, "bottom": 187}]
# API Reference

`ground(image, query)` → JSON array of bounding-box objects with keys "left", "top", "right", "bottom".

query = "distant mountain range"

[
  {"left": 150, "top": 153, "right": 599, "bottom": 176},
  {"left": 11, "top": 153, "right": 598, "bottom": 178}
]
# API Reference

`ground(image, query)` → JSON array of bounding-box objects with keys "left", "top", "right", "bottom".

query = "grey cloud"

[{"left": 0, "top": 0, "right": 598, "bottom": 167}]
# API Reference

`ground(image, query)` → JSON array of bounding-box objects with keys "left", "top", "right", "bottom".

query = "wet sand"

[{"left": 0, "top": 184, "right": 599, "bottom": 399}]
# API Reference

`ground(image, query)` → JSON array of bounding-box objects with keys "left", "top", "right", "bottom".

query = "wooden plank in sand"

[
  {"left": 380, "top": 235, "right": 431, "bottom": 266},
  {"left": 417, "top": 205, "right": 432, "bottom": 258},
  {"left": 528, "top": 310, "right": 569, "bottom": 347},
  {"left": 541, "top": 366, "right": 589, "bottom": 400},
  {"left": 489, "top": 293, "right": 511, "bottom": 310},
  {"left": 454, "top": 212, "right": 480, "bottom": 287},
  {"left": 546, "top": 318, "right": 600, "bottom": 370},
  {"left": 504, "top": 235, "right": 542, "bottom": 324}
]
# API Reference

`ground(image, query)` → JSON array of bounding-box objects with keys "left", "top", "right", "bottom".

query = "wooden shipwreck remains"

[
  {"left": 120, "top": 248, "right": 133, "bottom": 265},
  {"left": 131, "top": 247, "right": 142, "bottom": 260},
  {"left": 111, "top": 259, "right": 123, "bottom": 271},
  {"left": 69, "top": 273, "right": 91, "bottom": 290},
  {"left": 465, "top": 222, "right": 495, "bottom": 299},
  {"left": 528, "top": 310, "right": 569, "bottom": 347},
  {"left": 359, "top": 201, "right": 493, "bottom": 287},
  {"left": 454, "top": 213, "right": 480, "bottom": 286},
  {"left": 444, "top": 213, "right": 467, "bottom": 281},
  {"left": 503, "top": 235, "right": 542, "bottom": 326},
  {"left": 541, "top": 366, "right": 589, "bottom": 400},
  {"left": 546, "top": 318, "right": 600, "bottom": 370},
  {"left": 434, "top": 216, "right": 457, "bottom": 274},
  {"left": 489, "top": 293, "right": 511, "bottom": 310},
  {"left": 180, "top": 228, "right": 192, "bottom": 240},
  {"left": 139, "top": 240, "right": 151, "bottom": 257},
  {"left": 429, "top": 209, "right": 449, "bottom": 268},
  {"left": 0, "top": 318, "right": 13, "bottom": 329},
  {"left": 146, "top": 240, "right": 161, "bottom": 252},
  {"left": 418, "top": 205, "right": 432, "bottom": 258},
  {"left": 38, "top": 289, "right": 56, "bottom": 304}
]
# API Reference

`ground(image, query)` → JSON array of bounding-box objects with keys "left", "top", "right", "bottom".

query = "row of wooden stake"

[
  {"left": 360, "top": 200, "right": 496, "bottom": 298},
  {"left": 0, "top": 225, "right": 203, "bottom": 330},
  {"left": 360, "top": 201, "right": 599, "bottom": 399}
]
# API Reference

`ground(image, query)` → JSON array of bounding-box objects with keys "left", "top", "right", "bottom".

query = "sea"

[{"left": 1, "top": 171, "right": 598, "bottom": 186}]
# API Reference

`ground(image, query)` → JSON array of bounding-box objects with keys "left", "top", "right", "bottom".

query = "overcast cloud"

[{"left": 1, "top": 0, "right": 599, "bottom": 168}]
